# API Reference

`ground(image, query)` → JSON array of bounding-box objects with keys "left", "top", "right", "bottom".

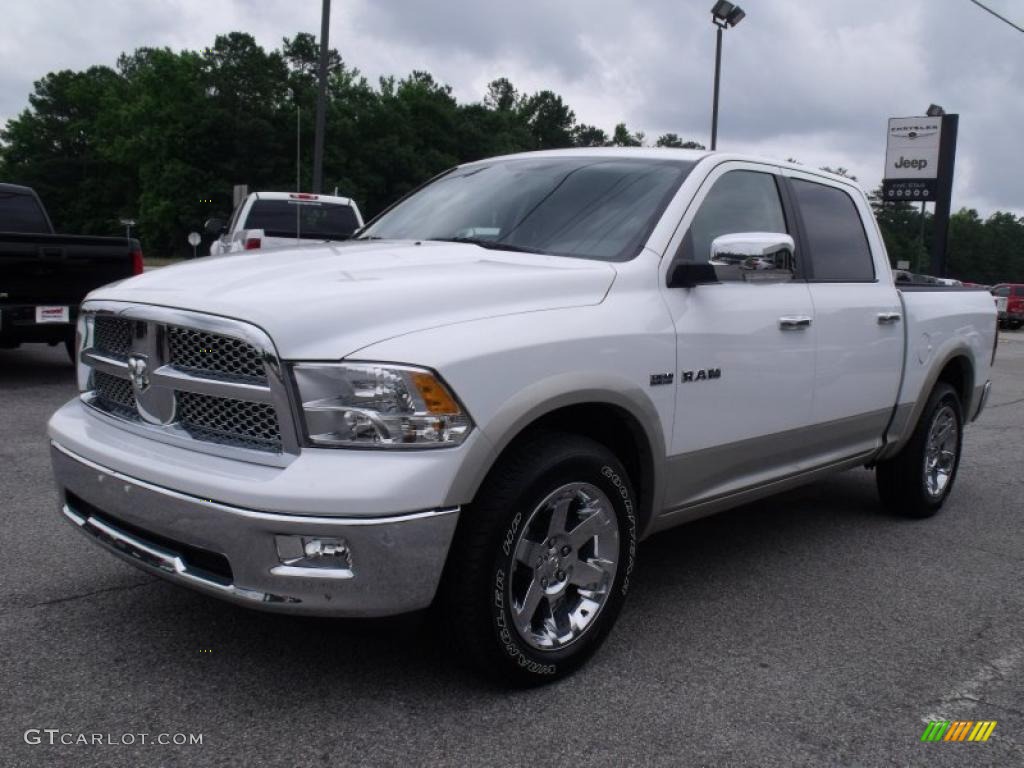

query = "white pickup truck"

[
  {"left": 206, "top": 191, "right": 363, "bottom": 254},
  {"left": 49, "top": 149, "right": 997, "bottom": 684}
]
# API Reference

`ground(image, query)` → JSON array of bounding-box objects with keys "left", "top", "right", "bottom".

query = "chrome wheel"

[
  {"left": 924, "top": 404, "right": 959, "bottom": 498},
  {"left": 508, "top": 482, "right": 620, "bottom": 651}
]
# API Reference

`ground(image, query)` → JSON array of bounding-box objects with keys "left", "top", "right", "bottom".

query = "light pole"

[
  {"left": 312, "top": 0, "right": 331, "bottom": 193},
  {"left": 709, "top": 1, "right": 745, "bottom": 151}
]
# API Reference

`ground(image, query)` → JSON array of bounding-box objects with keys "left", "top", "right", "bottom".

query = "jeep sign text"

[
  {"left": 884, "top": 116, "right": 941, "bottom": 181},
  {"left": 894, "top": 156, "right": 928, "bottom": 170}
]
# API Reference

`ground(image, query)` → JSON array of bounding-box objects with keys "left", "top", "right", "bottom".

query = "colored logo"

[{"left": 920, "top": 720, "right": 997, "bottom": 742}]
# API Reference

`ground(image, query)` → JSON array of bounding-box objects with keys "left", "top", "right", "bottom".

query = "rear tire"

[
  {"left": 437, "top": 431, "right": 638, "bottom": 685},
  {"left": 64, "top": 337, "right": 76, "bottom": 363},
  {"left": 876, "top": 383, "right": 963, "bottom": 518}
]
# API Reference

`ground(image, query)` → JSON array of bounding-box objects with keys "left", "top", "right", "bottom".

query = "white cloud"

[{"left": 1, "top": 0, "right": 1021, "bottom": 215}]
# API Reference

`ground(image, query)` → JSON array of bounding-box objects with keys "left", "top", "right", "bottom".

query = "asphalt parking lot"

[{"left": 2, "top": 336, "right": 1022, "bottom": 768}]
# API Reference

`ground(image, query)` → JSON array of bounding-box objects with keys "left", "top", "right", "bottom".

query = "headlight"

[{"left": 292, "top": 363, "right": 472, "bottom": 448}]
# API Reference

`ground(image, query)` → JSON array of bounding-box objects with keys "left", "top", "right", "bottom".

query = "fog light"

[{"left": 275, "top": 535, "right": 352, "bottom": 573}]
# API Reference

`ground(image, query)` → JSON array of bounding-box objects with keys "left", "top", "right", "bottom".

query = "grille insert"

[
  {"left": 93, "top": 370, "right": 137, "bottom": 420},
  {"left": 177, "top": 391, "right": 281, "bottom": 451},
  {"left": 93, "top": 316, "right": 133, "bottom": 358},
  {"left": 81, "top": 309, "right": 292, "bottom": 458},
  {"left": 168, "top": 327, "right": 266, "bottom": 383}
]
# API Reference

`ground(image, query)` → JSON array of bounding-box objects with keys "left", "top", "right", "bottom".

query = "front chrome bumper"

[{"left": 51, "top": 442, "right": 460, "bottom": 617}]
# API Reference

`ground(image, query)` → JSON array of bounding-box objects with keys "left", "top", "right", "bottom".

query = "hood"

[{"left": 89, "top": 240, "right": 616, "bottom": 358}]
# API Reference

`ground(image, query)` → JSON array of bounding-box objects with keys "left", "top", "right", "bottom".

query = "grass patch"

[{"left": 143, "top": 256, "right": 185, "bottom": 268}]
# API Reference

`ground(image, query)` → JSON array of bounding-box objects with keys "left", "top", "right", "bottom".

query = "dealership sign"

[{"left": 882, "top": 116, "right": 942, "bottom": 199}]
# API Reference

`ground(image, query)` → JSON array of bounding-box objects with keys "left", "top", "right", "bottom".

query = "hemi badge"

[{"left": 650, "top": 373, "right": 674, "bottom": 386}]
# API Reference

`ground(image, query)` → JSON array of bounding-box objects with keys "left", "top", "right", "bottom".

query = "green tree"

[
  {"left": 484, "top": 77, "right": 519, "bottom": 112},
  {"left": 0, "top": 66, "right": 131, "bottom": 233},
  {"left": 519, "top": 90, "right": 576, "bottom": 149},
  {"left": 7, "top": 30, "right": 1019, "bottom": 269},
  {"left": 819, "top": 166, "right": 857, "bottom": 181},
  {"left": 655, "top": 133, "right": 705, "bottom": 149},
  {"left": 611, "top": 122, "right": 643, "bottom": 147},
  {"left": 572, "top": 124, "right": 609, "bottom": 147},
  {"left": 869, "top": 185, "right": 928, "bottom": 272}
]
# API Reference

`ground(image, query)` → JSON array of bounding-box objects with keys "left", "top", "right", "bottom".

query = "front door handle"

[
  {"left": 779, "top": 315, "right": 812, "bottom": 330},
  {"left": 877, "top": 312, "right": 902, "bottom": 325}
]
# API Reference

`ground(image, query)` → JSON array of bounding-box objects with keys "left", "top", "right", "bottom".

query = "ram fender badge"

[{"left": 681, "top": 368, "right": 722, "bottom": 383}]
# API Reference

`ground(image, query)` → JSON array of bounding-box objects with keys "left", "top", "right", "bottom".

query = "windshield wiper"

[{"left": 430, "top": 237, "right": 544, "bottom": 254}]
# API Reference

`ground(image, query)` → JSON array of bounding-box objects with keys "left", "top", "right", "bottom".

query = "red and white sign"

[{"left": 35, "top": 305, "right": 70, "bottom": 323}]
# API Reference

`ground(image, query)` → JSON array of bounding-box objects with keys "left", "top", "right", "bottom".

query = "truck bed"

[{"left": 0, "top": 231, "right": 139, "bottom": 348}]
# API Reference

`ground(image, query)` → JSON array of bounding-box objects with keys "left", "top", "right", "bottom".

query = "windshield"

[
  {"left": 246, "top": 199, "right": 359, "bottom": 240},
  {"left": 358, "top": 156, "right": 695, "bottom": 261}
]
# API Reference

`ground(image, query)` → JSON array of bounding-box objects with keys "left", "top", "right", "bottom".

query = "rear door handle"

[
  {"left": 877, "top": 312, "right": 902, "bottom": 325},
  {"left": 779, "top": 315, "right": 812, "bottom": 330}
]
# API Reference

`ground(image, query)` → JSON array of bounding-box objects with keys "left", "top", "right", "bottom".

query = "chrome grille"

[
  {"left": 168, "top": 327, "right": 266, "bottom": 383},
  {"left": 93, "top": 316, "right": 133, "bottom": 358},
  {"left": 93, "top": 370, "right": 138, "bottom": 420},
  {"left": 79, "top": 303, "right": 297, "bottom": 464},
  {"left": 177, "top": 392, "right": 281, "bottom": 451}
]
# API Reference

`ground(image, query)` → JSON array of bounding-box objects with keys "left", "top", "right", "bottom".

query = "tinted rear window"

[
  {"left": 791, "top": 179, "right": 874, "bottom": 281},
  {"left": 0, "top": 190, "right": 51, "bottom": 233},
  {"left": 246, "top": 200, "right": 359, "bottom": 240}
]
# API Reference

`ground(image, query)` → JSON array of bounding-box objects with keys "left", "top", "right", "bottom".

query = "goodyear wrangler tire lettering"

[{"left": 602, "top": 465, "right": 637, "bottom": 595}]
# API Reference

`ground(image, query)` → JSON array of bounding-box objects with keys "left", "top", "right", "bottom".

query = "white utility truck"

[
  {"left": 49, "top": 149, "right": 997, "bottom": 684},
  {"left": 207, "top": 191, "right": 363, "bottom": 254}
]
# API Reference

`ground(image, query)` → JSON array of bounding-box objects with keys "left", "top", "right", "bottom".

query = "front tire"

[
  {"left": 438, "top": 431, "right": 638, "bottom": 685},
  {"left": 876, "top": 383, "right": 963, "bottom": 518}
]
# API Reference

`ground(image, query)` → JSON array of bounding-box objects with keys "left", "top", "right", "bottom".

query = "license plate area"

[{"left": 35, "top": 305, "right": 70, "bottom": 323}]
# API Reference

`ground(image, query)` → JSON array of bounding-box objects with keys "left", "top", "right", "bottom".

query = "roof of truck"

[
  {"left": 0, "top": 182, "right": 37, "bottom": 195},
  {"left": 461, "top": 148, "right": 862, "bottom": 189}
]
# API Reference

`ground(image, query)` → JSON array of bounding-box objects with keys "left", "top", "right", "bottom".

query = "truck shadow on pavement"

[
  {"left": 55, "top": 469, "right": 898, "bottom": 696},
  {"left": 0, "top": 345, "right": 75, "bottom": 387},
  {"left": 7, "top": 343, "right": 924, "bottom": 695}
]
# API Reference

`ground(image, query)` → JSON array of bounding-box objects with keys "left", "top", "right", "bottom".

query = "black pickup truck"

[{"left": 0, "top": 183, "right": 142, "bottom": 359}]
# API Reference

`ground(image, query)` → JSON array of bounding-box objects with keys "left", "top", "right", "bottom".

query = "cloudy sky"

[{"left": 2, "top": 0, "right": 1022, "bottom": 215}]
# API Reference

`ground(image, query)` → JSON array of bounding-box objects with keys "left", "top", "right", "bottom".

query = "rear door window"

[
  {"left": 791, "top": 179, "right": 874, "bottom": 282},
  {"left": 246, "top": 200, "right": 360, "bottom": 240}
]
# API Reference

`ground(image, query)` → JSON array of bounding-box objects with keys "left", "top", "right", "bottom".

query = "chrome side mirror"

[{"left": 709, "top": 232, "right": 795, "bottom": 278}]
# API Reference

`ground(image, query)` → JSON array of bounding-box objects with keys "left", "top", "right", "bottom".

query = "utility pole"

[
  {"left": 710, "top": 26, "right": 723, "bottom": 151},
  {"left": 929, "top": 113, "right": 958, "bottom": 277},
  {"left": 312, "top": 0, "right": 331, "bottom": 193},
  {"left": 708, "top": 2, "right": 745, "bottom": 151}
]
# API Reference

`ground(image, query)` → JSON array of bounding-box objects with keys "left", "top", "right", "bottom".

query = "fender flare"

[{"left": 444, "top": 372, "right": 668, "bottom": 536}]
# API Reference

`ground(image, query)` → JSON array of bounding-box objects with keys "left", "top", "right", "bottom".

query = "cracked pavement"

[{"left": 2, "top": 335, "right": 1022, "bottom": 767}]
